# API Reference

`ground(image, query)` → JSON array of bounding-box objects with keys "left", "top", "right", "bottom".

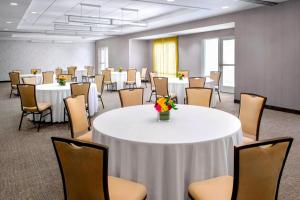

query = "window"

[
  {"left": 221, "top": 39, "right": 235, "bottom": 88},
  {"left": 152, "top": 37, "right": 178, "bottom": 77},
  {"left": 99, "top": 47, "right": 108, "bottom": 70},
  {"left": 203, "top": 38, "right": 219, "bottom": 77}
]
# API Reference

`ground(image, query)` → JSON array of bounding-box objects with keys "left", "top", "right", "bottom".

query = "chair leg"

[
  {"left": 217, "top": 89, "right": 221, "bottom": 102},
  {"left": 99, "top": 96, "right": 105, "bottom": 109},
  {"left": 63, "top": 108, "right": 66, "bottom": 123},
  {"left": 50, "top": 107, "right": 53, "bottom": 124},
  {"left": 37, "top": 113, "right": 42, "bottom": 132},
  {"left": 148, "top": 91, "right": 153, "bottom": 102},
  {"left": 18, "top": 112, "right": 24, "bottom": 131},
  {"left": 10, "top": 88, "right": 13, "bottom": 98}
]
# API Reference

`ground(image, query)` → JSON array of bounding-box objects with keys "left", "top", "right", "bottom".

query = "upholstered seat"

[
  {"left": 108, "top": 176, "right": 147, "bottom": 200},
  {"left": 23, "top": 102, "right": 51, "bottom": 112},
  {"left": 12, "top": 85, "right": 17, "bottom": 89},
  {"left": 76, "top": 131, "right": 92, "bottom": 142},
  {"left": 188, "top": 176, "right": 233, "bottom": 200},
  {"left": 185, "top": 87, "right": 213, "bottom": 107},
  {"left": 9, "top": 72, "right": 21, "bottom": 98},
  {"left": 103, "top": 69, "right": 117, "bottom": 91}
]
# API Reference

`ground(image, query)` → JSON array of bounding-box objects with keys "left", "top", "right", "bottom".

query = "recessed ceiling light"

[
  {"left": 10, "top": 2, "right": 18, "bottom": 6},
  {"left": 31, "top": 11, "right": 37, "bottom": 14},
  {"left": 222, "top": 6, "right": 230, "bottom": 9},
  {"left": 167, "top": 0, "right": 175, "bottom": 2},
  {"left": 6, "top": 21, "right": 12, "bottom": 24}
]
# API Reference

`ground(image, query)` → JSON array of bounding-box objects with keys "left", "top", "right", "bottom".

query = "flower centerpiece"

[
  {"left": 178, "top": 72, "right": 185, "bottom": 80},
  {"left": 118, "top": 67, "right": 123, "bottom": 72},
  {"left": 32, "top": 69, "right": 38, "bottom": 75},
  {"left": 58, "top": 76, "right": 67, "bottom": 86},
  {"left": 155, "top": 97, "right": 177, "bottom": 121}
]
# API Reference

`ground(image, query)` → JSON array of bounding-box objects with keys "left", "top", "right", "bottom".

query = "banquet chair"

[
  {"left": 42, "top": 71, "right": 54, "bottom": 84},
  {"left": 153, "top": 77, "right": 177, "bottom": 103},
  {"left": 107, "top": 67, "right": 115, "bottom": 72},
  {"left": 178, "top": 70, "right": 189, "bottom": 78},
  {"left": 186, "top": 88, "right": 213, "bottom": 107},
  {"left": 210, "top": 71, "right": 222, "bottom": 102},
  {"left": 189, "top": 77, "right": 206, "bottom": 88},
  {"left": 55, "top": 68, "right": 62, "bottom": 78},
  {"left": 9, "top": 72, "right": 20, "bottom": 98},
  {"left": 95, "top": 74, "right": 105, "bottom": 109},
  {"left": 82, "top": 66, "right": 95, "bottom": 82},
  {"left": 239, "top": 93, "right": 267, "bottom": 144},
  {"left": 58, "top": 74, "right": 72, "bottom": 82},
  {"left": 188, "top": 137, "right": 293, "bottom": 200},
  {"left": 17, "top": 84, "right": 52, "bottom": 132},
  {"left": 22, "top": 77, "right": 36, "bottom": 85},
  {"left": 51, "top": 137, "right": 147, "bottom": 200},
  {"left": 63, "top": 95, "right": 92, "bottom": 142},
  {"left": 12, "top": 70, "right": 22, "bottom": 73},
  {"left": 148, "top": 72, "right": 157, "bottom": 102},
  {"left": 141, "top": 67, "right": 148, "bottom": 88},
  {"left": 67, "top": 66, "right": 77, "bottom": 82},
  {"left": 124, "top": 69, "right": 137, "bottom": 89},
  {"left": 31, "top": 68, "right": 41, "bottom": 74},
  {"left": 102, "top": 69, "right": 117, "bottom": 91},
  {"left": 70, "top": 82, "right": 90, "bottom": 116},
  {"left": 119, "top": 88, "right": 144, "bottom": 108}
]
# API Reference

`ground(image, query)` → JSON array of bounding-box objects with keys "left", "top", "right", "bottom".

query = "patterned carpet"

[{"left": 0, "top": 82, "right": 299, "bottom": 200}]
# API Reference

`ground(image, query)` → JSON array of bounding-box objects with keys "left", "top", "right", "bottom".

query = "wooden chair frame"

[{"left": 17, "top": 84, "right": 53, "bottom": 132}]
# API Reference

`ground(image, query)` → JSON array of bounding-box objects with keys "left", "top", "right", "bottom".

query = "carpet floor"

[{"left": 0, "top": 82, "right": 299, "bottom": 200}]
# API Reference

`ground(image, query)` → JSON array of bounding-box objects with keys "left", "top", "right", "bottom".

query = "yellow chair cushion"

[
  {"left": 188, "top": 176, "right": 233, "bottom": 200},
  {"left": 76, "top": 131, "right": 92, "bottom": 142},
  {"left": 242, "top": 136, "right": 255, "bottom": 144},
  {"left": 108, "top": 176, "right": 147, "bottom": 200},
  {"left": 24, "top": 102, "right": 51, "bottom": 112}
]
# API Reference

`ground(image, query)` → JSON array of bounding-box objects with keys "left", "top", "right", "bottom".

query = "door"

[{"left": 220, "top": 38, "right": 235, "bottom": 93}]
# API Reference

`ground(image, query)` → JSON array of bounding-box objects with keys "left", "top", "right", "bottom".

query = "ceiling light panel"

[
  {"left": 54, "top": 24, "right": 91, "bottom": 31},
  {"left": 67, "top": 15, "right": 112, "bottom": 25}
]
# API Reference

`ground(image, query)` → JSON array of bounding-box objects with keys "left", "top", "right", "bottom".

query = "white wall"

[
  {"left": 129, "top": 39, "right": 151, "bottom": 71},
  {"left": 0, "top": 40, "right": 95, "bottom": 81}
]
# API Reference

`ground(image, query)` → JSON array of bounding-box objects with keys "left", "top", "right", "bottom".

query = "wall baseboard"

[
  {"left": 0, "top": 80, "right": 10, "bottom": 83},
  {"left": 234, "top": 99, "right": 300, "bottom": 115}
]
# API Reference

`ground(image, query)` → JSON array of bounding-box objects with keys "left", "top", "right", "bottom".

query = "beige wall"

[{"left": 96, "top": 0, "right": 300, "bottom": 110}]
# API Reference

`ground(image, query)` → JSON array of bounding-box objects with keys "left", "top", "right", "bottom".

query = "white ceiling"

[{"left": 0, "top": 0, "right": 288, "bottom": 42}]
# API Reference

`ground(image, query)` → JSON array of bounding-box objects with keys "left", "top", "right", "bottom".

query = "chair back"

[
  {"left": 17, "top": 84, "right": 37, "bottom": 111},
  {"left": 31, "top": 69, "right": 41, "bottom": 74},
  {"left": 210, "top": 71, "right": 221, "bottom": 87},
  {"left": 232, "top": 137, "right": 293, "bottom": 200},
  {"left": 149, "top": 72, "right": 157, "bottom": 91},
  {"left": 119, "top": 88, "right": 144, "bottom": 107},
  {"left": 9, "top": 72, "right": 20, "bottom": 86},
  {"left": 186, "top": 87, "right": 212, "bottom": 107},
  {"left": 64, "top": 95, "right": 90, "bottom": 138},
  {"left": 189, "top": 77, "right": 206, "bottom": 88},
  {"left": 179, "top": 70, "right": 189, "bottom": 78},
  {"left": 85, "top": 66, "right": 94, "bottom": 76},
  {"left": 127, "top": 69, "right": 136, "bottom": 82},
  {"left": 95, "top": 74, "right": 104, "bottom": 95},
  {"left": 141, "top": 68, "right": 147, "bottom": 79},
  {"left": 239, "top": 93, "right": 267, "bottom": 140},
  {"left": 51, "top": 137, "right": 109, "bottom": 200},
  {"left": 153, "top": 77, "right": 168, "bottom": 97},
  {"left": 70, "top": 82, "right": 90, "bottom": 105},
  {"left": 106, "top": 67, "right": 114, "bottom": 72},
  {"left": 22, "top": 77, "right": 36, "bottom": 85},
  {"left": 43, "top": 71, "right": 54, "bottom": 84},
  {"left": 102, "top": 70, "right": 111, "bottom": 82},
  {"left": 58, "top": 74, "right": 72, "bottom": 82},
  {"left": 55, "top": 68, "right": 63, "bottom": 77},
  {"left": 67, "top": 66, "right": 77, "bottom": 77}
]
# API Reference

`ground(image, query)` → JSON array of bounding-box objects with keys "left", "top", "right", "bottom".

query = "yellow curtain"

[{"left": 152, "top": 37, "right": 178, "bottom": 77}]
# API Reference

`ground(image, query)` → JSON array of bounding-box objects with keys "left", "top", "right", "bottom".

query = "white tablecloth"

[
  {"left": 168, "top": 77, "right": 216, "bottom": 106},
  {"left": 110, "top": 72, "right": 142, "bottom": 89},
  {"left": 93, "top": 105, "right": 242, "bottom": 200},
  {"left": 34, "top": 83, "right": 98, "bottom": 122}
]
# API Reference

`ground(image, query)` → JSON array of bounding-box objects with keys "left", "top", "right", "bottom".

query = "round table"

[
  {"left": 92, "top": 104, "right": 242, "bottom": 200},
  {"left": 34, "top": 83, "right": 98, "bottom": 122},
  {"left": 168, "top": 77, "right": 216, "bottom": 106},
  {"left": 110, "top": 71, "right": 142, "bottom": 89}
]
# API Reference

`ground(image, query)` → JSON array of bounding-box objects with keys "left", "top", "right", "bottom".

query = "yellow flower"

[{"left": 157, "top": 98, "right": 166, "bottom": 105}]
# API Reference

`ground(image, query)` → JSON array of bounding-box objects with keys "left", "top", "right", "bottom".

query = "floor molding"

[
  {"left": 234, "top": 99, "right": 300, "bottom": 115},
  {"left": 0, "top": 80, "right": 10, "bottom": 83}
]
